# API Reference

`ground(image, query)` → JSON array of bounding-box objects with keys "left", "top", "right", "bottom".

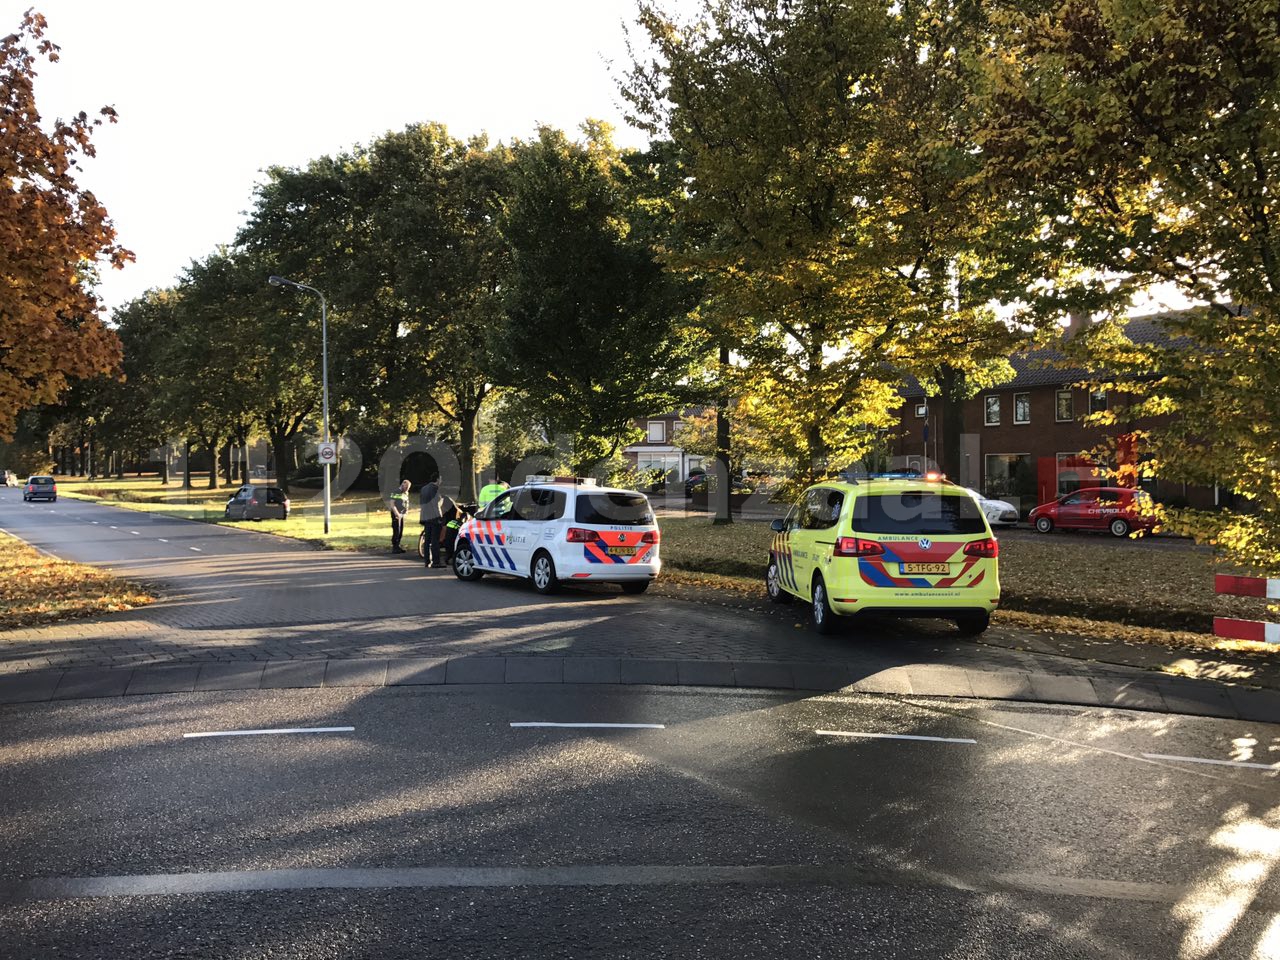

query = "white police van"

[{"left": 452, "top": 476, "right": 661, "bottom": 595}]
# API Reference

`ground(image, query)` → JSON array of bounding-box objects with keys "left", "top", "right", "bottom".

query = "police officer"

[
  {"left": 478, "top": 477, "right": 508, "bottom": 509},
  {"left": 389, "top": 479, "right": 411, "bottom": 553},
  {"left": 419, "top": 474, "right": 444, "bottom": 567}
]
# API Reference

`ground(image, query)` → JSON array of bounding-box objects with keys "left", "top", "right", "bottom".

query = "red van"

[{"left": 1028, "top": 487, "right": 1156, "bottom": 538}]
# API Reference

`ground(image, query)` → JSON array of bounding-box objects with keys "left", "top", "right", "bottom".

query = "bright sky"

[{"left": 9, "top": 1, "right": 669, "bottom": 316}]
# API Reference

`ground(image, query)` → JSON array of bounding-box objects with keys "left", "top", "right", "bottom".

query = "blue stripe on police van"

[{"left": 499, "top": 547, "right": 516, "bottom": 571}]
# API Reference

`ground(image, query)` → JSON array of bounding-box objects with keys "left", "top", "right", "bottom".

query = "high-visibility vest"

[
  {"left": 478, "top": 483, "right": 507, "bottom": 507},
  {"left": 390, "top": 489, "right": 409, "bottom": 513}
]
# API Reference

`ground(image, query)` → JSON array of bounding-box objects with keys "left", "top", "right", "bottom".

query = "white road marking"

[
  {"left": 91, "top": 521, "right": 99, "bottom": 524},
  {"left": 189, "top": 546, "right": 202, "bottom": 552},
  {"left": 183, "top": 727, "right": 355, "bottom": 739},
  {"left": 109, "top": 525, "right": 117, "bottom": 529},
  {"left": 816, "top": 729, "right": 977, "bottom": 745},
  {"left": 1142, "top": 753, "right": 1280, "bottom": 772},
  {"left": 158, "top": 538, "right": 168, "bottom": 543},
  {"left": 510, "top": 722, "right": 666, "bottom": 730},
  {"left": 129, "top": 530, "right": 140, "bottom": 535}
]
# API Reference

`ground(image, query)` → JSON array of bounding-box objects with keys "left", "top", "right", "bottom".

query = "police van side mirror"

[{"left": 770, "top": 519, "right": 786, "bottom": 532}]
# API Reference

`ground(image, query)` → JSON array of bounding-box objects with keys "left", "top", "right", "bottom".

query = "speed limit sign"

[{"left": 317, "top": 441, "right": 338, "bottom": 465}]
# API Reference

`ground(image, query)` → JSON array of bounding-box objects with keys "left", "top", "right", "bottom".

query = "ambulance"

[{"left": 766, "top": 473, "right": 1000, "bottom": 634}]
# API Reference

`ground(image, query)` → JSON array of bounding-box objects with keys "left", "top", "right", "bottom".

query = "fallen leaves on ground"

[{"left": 0, "top": 532, "right": 155, "bottom": 629}]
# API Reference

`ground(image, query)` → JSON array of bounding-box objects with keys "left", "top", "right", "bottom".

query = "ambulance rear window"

[
  {"left": 851, "top": 492, "right": 986, "bottom": 535},
  {"left": 575, "top": 492, "right": 654, "bottom": 526}
]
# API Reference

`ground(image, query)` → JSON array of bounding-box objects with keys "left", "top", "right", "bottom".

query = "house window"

[
  {"left": 1057, "top": 452, "right": 1100, "bottom": 495},
  {"left": 1014, "top": 393, "right": 1031, "bottom": 425},
  {"left": 984, "top": 395, "right": 1001, "bottom": 426},
  {"left": 637, "top": 452, "right": 679, "bottom": 480},
  {"left": 984, "top": 453, "right": 1032, "bottom": 498},
  {"left": 914, "top": 403, "right": 927, "bottom": 418},
  {"left": 1055, "top": 390, "right": 1074, "bottom": 422},
  {"left": 647, "top": 420, "right": 666, "bottom": 443},
  {"left": 671, "top": 420, "right": 684, "bottom": 436},
  {"left": 1089, "top": 389, "right": 1108, "bottom": 414}
]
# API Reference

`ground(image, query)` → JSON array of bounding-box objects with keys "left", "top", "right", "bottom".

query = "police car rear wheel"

[
  {"left": 1035, "top": 516, "right": 1054, "bottom": 534},
  {"left": 620, "top": 581, "right": 649, "bottom": 595},
  {"left": 811, "top": 576, "right": 838, "bottom": 634},
  {"left": 766, "top": 559, "right": 791, "bottom": 604},
  {"left": 532, "top": 552, "right": 559, "bottom": 595},
  {"left": 1109, "top": 518, "right": 1130, "bottom": 538},
  {"left": 453, "top": 543, "right": 483, "bottom": 581}
]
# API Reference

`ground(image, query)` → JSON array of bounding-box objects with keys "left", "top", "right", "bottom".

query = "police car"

[
  {"left": 766, "top": 473, "right": 1000, "bottom": 635},
  {"left": 452, "top": 476, "right": 661, "bottom": 595}
]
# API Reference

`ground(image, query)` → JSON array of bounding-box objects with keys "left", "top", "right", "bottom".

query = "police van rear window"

[
  {"left": 575, "top": 492, "right": 653, "bottom": 526},
  {"left": 851, "top": 492, "right": 986, "bottom": 536}
]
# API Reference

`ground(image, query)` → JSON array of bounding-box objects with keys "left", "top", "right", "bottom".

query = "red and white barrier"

[{"left": 1214, "top": 575, "right": 1280, "bottom": 644}]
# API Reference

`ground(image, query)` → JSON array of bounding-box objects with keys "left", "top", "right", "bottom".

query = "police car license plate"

[
  {"left": 609, "top": 547, "right": 637, "bottom": 556},
  {"left": 901, "top": 562, "right": 948, "bottom": 574}
]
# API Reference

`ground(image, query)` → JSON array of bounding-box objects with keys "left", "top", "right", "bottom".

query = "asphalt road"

[
  {"left": 0, "top": 685, "right": 1276, "bottom": 958},
  {"left": 0, "top": 491, "right": 1149, "bottom": 682}
]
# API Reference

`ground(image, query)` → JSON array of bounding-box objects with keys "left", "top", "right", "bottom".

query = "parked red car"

[{"left": 1028, "top": 487, "right": 1157, "bottom": 538}]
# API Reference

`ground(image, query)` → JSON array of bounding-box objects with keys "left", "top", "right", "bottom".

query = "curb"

[{"left": 0, "top": 656, "right": 1275, "bottom": 723}]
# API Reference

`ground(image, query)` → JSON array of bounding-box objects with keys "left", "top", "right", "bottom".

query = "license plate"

[
  {"left": 608, "top": 547, "right": 637, "bottom": 556},
  {"left": 901, "top": 562, "right": 949, "bottom": 574}
]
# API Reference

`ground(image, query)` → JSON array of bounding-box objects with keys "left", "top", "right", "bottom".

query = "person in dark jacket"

[
  {"left": 389, "top": 479, "right": 411, "bottom": 553},
  {"left": 419, "top": 475, "right": 444, "bottom": 568}
]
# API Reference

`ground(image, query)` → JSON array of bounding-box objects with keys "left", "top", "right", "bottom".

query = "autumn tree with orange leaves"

[{"left": 0, "top": 10, "right": 130, "bottom": 440}]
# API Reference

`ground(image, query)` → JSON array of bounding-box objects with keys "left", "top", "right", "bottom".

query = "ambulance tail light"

[
  {"left": 834, "top": 537, "right": 884, "bottom": 558},
  {"left": 641, "top": 529, "right": 660, "bottom": 544},
  {"left": 566, "top": 528, "right": 600, "bottom": 543},
  {"left": 963, "top": 538, "right": 999, "bottom": 559}
]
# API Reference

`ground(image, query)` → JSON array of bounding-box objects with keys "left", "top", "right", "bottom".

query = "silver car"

[
  {"left": 964, "top": 488, "right": 1019, "bottom": 527},
  {"left": 224, "top": 484, "right": 290, "bottom": 521}
]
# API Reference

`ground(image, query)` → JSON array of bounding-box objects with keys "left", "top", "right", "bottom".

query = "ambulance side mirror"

[{"left": 770, "top": 519, "right": 786, "bottom": 533}]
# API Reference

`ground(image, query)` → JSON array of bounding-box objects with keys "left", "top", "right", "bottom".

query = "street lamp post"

[{"left": 268, "top": 275, "right": 332, "bottom": 535}]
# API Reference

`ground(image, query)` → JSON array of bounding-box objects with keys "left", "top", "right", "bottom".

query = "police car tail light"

[
  {"left": 963, "top": 538, "right": 999, "bottom": 559},
  {"left": 641, "top": 529, "right": 660, "bottom": 544},
  {"left": 566, "top": 527, "right": 600, "bottom": 543},
  {"left": 834, "top": 537, "right": 884, "bottom": 557}
]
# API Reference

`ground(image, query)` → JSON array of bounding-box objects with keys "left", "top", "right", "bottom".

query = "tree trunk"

[
  {"left": 221, "top": 442, "right": 233, "bottom": 486},
  {"left": 712, "top": 343, "right": 733, "bottom": 526},
  {"left": 182, "top": 440, "right": 192, "bottom": 490},
  {"left": 269, "top": 429, "right": 291, "bottom": 495},
  {"left": 160, "top": 445, "right": 169, "bottom": 486},
  {"left": 116, "top": 450, "right": 124, "bottom": 479},
  {"left": 207, "top": 438, "right": 221, "bottom": 489},
  {"left": 459, "top": 409, "right": 478, "bottom": 502},
  {"left": 938, "top": 364, "right": 966, "bottom": 481}
]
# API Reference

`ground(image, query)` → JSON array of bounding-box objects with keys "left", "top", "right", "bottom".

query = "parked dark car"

[
  {"left": 224, "top": 484, "right": 290, "bottom": 521},
  {"left": 1028, "top": 486, "right": 1156, "bottom": 538},
  {"left": 22, "top": 475, "right": 56, "bottom": 502}
]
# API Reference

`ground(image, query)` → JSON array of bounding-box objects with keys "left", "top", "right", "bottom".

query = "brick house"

[{"left": 890, "top": 312, "right": 1222, "bottom": 513}]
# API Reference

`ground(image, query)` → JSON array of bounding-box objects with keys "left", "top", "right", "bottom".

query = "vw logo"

[{"left": 918, "top": 538, "right": 932, "bottom": 550}]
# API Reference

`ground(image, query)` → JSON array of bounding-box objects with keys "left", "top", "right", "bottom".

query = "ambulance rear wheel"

[
  {"left": 955, "top": 612, "right": 990, "bottom": 636},
  {"left": 453, "top": 542, "right": 484, "bottom": 582},
  {"left": 766, "top": 558, "right": 792, "bottom": 604},
  {"left": 532, "top": 551, "right": 559, "bottom": 595},
  {"left": 811, "top": 575, "right": 839, "bottom": 635}
]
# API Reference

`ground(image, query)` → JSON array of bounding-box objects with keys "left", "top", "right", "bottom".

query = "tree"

[
  {"left": 0, "top": 11, "right": 131, "bottom": 440},
  {"left": 623, "top": 1, "right": 1053, "bottom": 490},
  {"left": 495, "top": 124, "right": 706, "bottom": 474},
  {"left": 974, "top": 0, "right": 1280, "bottom": 570}
]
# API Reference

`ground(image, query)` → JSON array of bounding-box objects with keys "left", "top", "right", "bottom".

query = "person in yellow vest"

[
  {"left": 389, "top": 479, "right": 411, "bottom": 553},
  {"left": 478, "top": 478, "right": 508, "bottom": 509}
]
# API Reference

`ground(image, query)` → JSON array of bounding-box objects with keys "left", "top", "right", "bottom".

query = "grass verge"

[{"left": 0, "top": 531, "right": 154, "bottom": 629}]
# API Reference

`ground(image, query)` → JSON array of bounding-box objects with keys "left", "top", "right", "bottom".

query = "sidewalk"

[{"left": 0, "top": 654, "right": 1271, "bottom": 723}]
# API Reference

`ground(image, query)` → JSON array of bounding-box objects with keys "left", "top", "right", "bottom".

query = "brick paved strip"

[{"left": 0, "top": 657, "right": 1277, "bottom": 724}]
